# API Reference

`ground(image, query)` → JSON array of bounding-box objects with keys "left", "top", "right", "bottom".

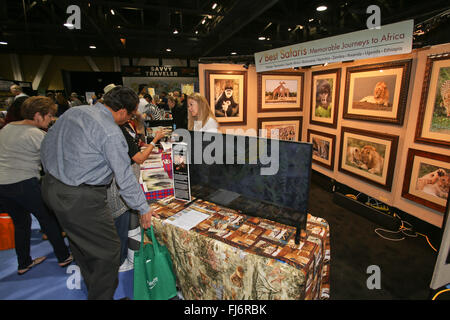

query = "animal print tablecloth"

[{"left": 147, "top": 196, "right": 331, "bottom": 300}]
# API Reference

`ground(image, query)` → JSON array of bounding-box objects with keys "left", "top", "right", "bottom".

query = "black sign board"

[{"left": 122, "top": 66, "right": 198, "bottom": 77}]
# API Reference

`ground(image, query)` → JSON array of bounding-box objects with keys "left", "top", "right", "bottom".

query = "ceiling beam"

[
  {"left": 77, "top": 0, "right": 222, "bottom": 17},
  {"left": 201, "top": 0, "right": 280, "bottom": 57}
]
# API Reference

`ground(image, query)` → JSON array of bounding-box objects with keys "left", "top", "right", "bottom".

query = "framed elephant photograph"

[
  {"left": 338, "top": 127, "right": 399, "bottom": 191},
  {"left": 257, "top": 117, "right": 302, "bottom": 141},
  {"left": 310, "top": 69, "right": 341, "bottom": 128},
  {"left": 307, "top": 129, "right": 336, "bottom": 171},
  {"left": 257, "top": 72, "right": 304, "bottom": 112},
  {"left": 402, "top": 149, "right": 450, "bottom": 213},
  {"left": 343, "top": 60, "right": 412, "bottom": 125},
  {"left": 414, "top": 53, "right": 450, "bottom": 148},
  {"left": 205, "top": 70, "right": 247, "bottom": 125}
]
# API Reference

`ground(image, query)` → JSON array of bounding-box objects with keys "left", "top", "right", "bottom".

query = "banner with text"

[{"left": 255, "top": 20, "right": 413, "bottom": 72}]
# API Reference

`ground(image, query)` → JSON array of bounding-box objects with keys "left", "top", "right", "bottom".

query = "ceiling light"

[
  {"left": 288, "top": 27, "right": 292, "bottom": 31},
  {"left": 166, "top": 48, "right": 172, "bottom": 52},
  {"left": 258, "top": 36, "right": 266, "bottom": 40},
  {"left": 201, "top": 18, "right": 206, "bottom": 25},
  {"left": 195, "top": 30, "right": 199, "bottom": 34},
  {"left": 111, "top": 9, "right": 115, "bottom": 15},
  {"left": 173, "top": 29, "right": 179, "bottom": 34},
  {"left": 309, "top": 18, "right": 314, "bottom": 22},
  {"left": 89, "top": 45, "right": 96, "bottom": 49},
  {"left": 212, "top": 3, "right": 217, "bottom": 10},
  {"left": 231, "top": 52, "right": 237, "bottom": 55},
  {"left": 64, "top": 23, "right": 74, "bottom": 29},
  {"left": 316, "top": 5, "right": 327, "bottom": 12},
  {"left": 0, "top": 41, "right": 7, "bottom": 45}
]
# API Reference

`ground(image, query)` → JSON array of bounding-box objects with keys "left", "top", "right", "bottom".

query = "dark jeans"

[
  {"left": 41, "top": 173, "right": 120, "bottom": 300},
  {"left": 0, "top": 178, "right": 70, "bottom": 270},
  {"left": 114, "top": 211, "right": 131, "bottom": 266}
]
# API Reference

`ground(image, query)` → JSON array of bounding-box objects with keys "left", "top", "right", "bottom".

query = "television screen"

[{"left": 180, "top": 130, "right": 312, "bottom": 231}]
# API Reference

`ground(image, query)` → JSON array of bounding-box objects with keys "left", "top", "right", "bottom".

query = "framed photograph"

[
  {"left": 307, "top": 129, "right": 336, "bottom": 171},
  {"left": 402, "top": 149, "right": 450, "bottom": 213},
  {"left": 205, "top": 70, "right": 247, "bottom": 125},
  {"left": 257, "top": 117, "right": 302, "bottom": 141},
  {"left": 343, "top": 60, "right": 412, "bottom": 124},
  {"left": 310, "top": 69, "right": 341, "bottom": 128},
  {"left": 414, "top": 53, "right": 450, "bottom": 148},
  {"left": 338, "top": 127, "right": 399, "bottom": 191},
  {"left": 257, "top": 72, "right": 304, "bottom": 112}
]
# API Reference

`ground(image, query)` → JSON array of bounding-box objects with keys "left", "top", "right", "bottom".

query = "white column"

[
  {"left": 32, "top": 55, "right": 52, "bottom": 90},
  {"left": 9, "top": 54, "right": 23, "bottom": 81}
]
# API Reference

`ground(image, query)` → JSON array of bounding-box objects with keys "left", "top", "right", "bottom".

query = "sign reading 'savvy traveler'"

[
  {"left": 255, "top": 20, "right": 413, "bottom": 72},
  {"left": 122, "top": 66, "right": 198, "bottom": 77}
]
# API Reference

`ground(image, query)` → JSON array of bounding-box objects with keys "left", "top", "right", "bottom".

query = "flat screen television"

[{"left": 176, "top": 130, "right": 313, "bottom": 241}]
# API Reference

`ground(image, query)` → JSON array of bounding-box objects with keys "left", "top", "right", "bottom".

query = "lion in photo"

[
  {"left": 359, "top": 145, "right": 384, "bottom": 175},
  {"left": 347, "top": 146, "right": 363, "bottom": 166},
  {"left": 360, "top": 81, "right": 390, "bottom": 107},
  {"left": 417, "top": 168, "right": 450, "bottom": 199}
]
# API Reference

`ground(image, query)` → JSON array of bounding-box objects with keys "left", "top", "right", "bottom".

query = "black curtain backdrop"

[{"left": 61, "top": 70, "right": 123, "bottom": 101}]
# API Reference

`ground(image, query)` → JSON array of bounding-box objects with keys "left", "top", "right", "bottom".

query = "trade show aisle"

[{"left": 0, "top": 215, "right": 133, "bottom": 300}]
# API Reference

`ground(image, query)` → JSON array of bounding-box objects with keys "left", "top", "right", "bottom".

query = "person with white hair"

[{"left": 10, "top": 84, "right": 28, "bottom": 100}]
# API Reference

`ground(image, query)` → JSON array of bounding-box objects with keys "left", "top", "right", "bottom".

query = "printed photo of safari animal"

[
  {"left": 264, "top": 79, "right": 298, "bottom": 105},
  {"left": 440, "top": 80, "right": 450, "bottom": 117},
  {"left": 416, "top": 168, "right": 450, "bottom": 199},
  {"left": 315, "top": 79, "right": 332, "bottom": 118},
  {"left": 359, "top": 145, "right": 384, "bottom": 175},
  {"left": 312, "top": 137, "right": 330, "bottom": 160},
  {"left": 272, "top": 81, "right": 290, "bottom": 100},
  {"left": 360, "top": 81, "right": 390, "bottom": 107},
  {"left": 346, "top": 143, "right": 385, "bottom": 176}
]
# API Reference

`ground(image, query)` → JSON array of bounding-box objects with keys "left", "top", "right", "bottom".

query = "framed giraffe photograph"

[{"left": 257, "top": 72, "right": 304, "bottom": 112}]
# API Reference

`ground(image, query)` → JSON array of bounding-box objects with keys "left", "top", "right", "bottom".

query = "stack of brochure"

[{"left": 140, "top": 167, "right": 174, "bottom": 193}]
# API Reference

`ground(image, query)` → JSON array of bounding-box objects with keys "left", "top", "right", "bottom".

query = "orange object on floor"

[{"left": 0, "top": 213, "right": 15, "bottom": 250}]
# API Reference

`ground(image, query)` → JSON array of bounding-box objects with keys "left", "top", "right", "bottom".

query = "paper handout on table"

[{"left": 163, "top": 208, "right": 210, "bottom": 231}]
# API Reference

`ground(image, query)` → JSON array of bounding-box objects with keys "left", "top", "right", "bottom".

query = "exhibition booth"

[{"left": 1, "top": 17, "right": 449, "bottom": 300}]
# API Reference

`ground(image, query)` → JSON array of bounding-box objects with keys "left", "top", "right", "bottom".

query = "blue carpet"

[{"left": 0, "top": 215, "right": 134, "bottom": 300}]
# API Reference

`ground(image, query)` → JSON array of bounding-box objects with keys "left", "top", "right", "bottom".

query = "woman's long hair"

[{"left": 187, "top": 92, "right": 216, "bottom": 130}]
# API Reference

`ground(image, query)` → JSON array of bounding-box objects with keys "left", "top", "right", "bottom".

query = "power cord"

[{"left": 375, "top": 219, "right": 437, "bottom": 252}]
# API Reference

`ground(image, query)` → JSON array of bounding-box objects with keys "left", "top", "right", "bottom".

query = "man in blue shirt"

[{"left": 40, "top": 86, "right": 156, "bottom": 300}]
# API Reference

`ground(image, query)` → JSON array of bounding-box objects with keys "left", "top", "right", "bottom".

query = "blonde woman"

[{"left": 187, "top": 92, "right": 219, "bottom": 132}]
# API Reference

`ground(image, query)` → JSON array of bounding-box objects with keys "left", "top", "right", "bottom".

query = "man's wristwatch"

[{"left": 150, "top": 141, "right": 156, "bottom": 147}]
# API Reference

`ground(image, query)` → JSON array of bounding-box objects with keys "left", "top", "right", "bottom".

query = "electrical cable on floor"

[
  {"left": 374, "top": 219, "right": 437, "bottom": 252},
  {"left": 344, "top": 192, "right": 437, "bottom": 252},
  {"left": 432, "top": 288, "right": 450, "bottom": 300}
]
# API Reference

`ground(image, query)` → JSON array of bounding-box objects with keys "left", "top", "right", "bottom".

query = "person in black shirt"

[{"left": 167, "top": 96, "right": 187, "bottom": 129}]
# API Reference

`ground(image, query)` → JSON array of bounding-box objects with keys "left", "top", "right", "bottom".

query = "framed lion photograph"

[
  {"left": 205, "top": 70, "right": 247, "bottom": 125},
  {"left": 338, "top": 127, "right": 399, "bottom": 191},
  {"left": 414, "top": 53, "right": 450, "bottom": 148},
  {"left": 257, "top": 117, "right": 302, "bottom": 141},
  {"left": 257, "top": 72, "right": 304, "bottom": 113},
  {"left": 310, "top": 69, "right": 341, "bottom": 128},
  {"left": 402, "top": 149, "right": 450, "bottom": 213},
  {"left": 343, "top": 60, "right": 412, "bottom": 125},
  {"left": 307, "top": 129, "right": 336, "bottom": 171}
]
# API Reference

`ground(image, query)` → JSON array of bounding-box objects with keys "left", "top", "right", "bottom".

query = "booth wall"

[{"left": 199, "top": 43, "right": 450, "bottom": 228}]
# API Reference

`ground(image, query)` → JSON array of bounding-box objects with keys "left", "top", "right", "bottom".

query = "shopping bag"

[{"left": 133, "top": 226, "right": 177, "bottom": 300}]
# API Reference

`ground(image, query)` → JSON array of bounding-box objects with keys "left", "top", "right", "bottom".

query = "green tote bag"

[{"left": 133, "top": 226, "right": 177, "bottom": 300}]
